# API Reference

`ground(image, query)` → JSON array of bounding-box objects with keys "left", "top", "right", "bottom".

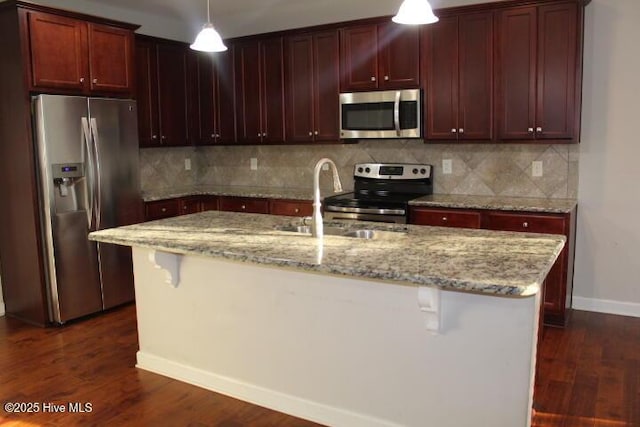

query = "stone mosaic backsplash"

[{"left": 140, "top": 140, "right": 579, "bottom": 199}]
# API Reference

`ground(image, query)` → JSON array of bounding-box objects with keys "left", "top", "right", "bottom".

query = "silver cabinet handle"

[
  {"left": 257, "top": 133, "right": 261, "bottom": 137},
  {"left": 528, "top": 127, "right": 534, "bottom": 133},
  {"left": 371, "top": 76, "right": 376, "bottom": 82},
  {"left": 80, "top": 77, "right": 85, "bottom": 83},
  {"left": 314, "top": 131, "right": 319, "bottom": 136},
  {"left": 451, "top": 128, "right": 457, "bottom": 133},
  {"left": 384, "top": 75, "right": 389, "bottom": 81},
  {"left": 93, "top": 78, "right": 98, "bottom": 84},
  {"left": 241, "top": 205, "right": 246, "bottom": 210},
  {"left": 211, "top": 133, "right": 215, "bottom": 138},
  {"left": 459, "top": 128, "right": 464, "bottom": 133},
  {"left": 536, "top": 127, "right": 542, "bottom": 132},
  {"left": 161, "top": 135, "right": 167, "bottom": 140},
  {"left": 522, "top": 222, "right": 529, "bottom": 228},
  {"left": 263, "top": 132, "right": 267, "bottom": 137},
  {"left": 308, "top": 131, "right": 313, "bottom": 136},
  {"left": 442, "top": 216, "right": 448, "bottom": 221},
  {"left": 152, "top": 135, "right": 158, "bottom": 140},
  {"left": 294, "top": 208, "right": 300, "bottom": 213},
  {"left": 216, "top": 133, "right": 221, "bottom": 138}
]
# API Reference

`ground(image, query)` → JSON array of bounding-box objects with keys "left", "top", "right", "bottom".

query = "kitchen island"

[{"left": 90, "top": 211, "right": 565, "bottom": 427}]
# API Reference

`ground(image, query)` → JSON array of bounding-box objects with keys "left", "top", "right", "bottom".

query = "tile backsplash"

[{"left": 140, "top": 140, "right": 579, "bottom": 199}]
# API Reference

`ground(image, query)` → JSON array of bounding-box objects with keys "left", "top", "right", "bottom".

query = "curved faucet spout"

[{"left": 312, "top": 158, "right": 342, "bottom": 238}]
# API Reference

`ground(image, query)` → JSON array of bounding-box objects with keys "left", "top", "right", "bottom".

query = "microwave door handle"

[
  {"left": 394, "top": 91, "right": 401, "bottom": 137},
  {"left": 81, "top": 117, "right": 94, "bottom": 230}
]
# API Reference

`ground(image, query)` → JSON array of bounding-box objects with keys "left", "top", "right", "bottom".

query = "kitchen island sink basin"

[{"left": 274, "top": 224, "right": 377, "bottom": 239}]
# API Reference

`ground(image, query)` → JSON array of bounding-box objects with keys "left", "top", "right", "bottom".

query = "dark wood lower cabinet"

[
  {"left": 410, "top": 205, "right": 577, "bottom": 327},
  {"left": 269, "top": 199, "right": 313, "bottom": 217}
]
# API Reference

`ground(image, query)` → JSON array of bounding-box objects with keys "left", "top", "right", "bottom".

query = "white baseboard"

[
  {"left": 572, "top": 296, "right": 640, "bottom": 318},
  {"left": 136, "top": 351, "right": 401, "bottom": 427}
]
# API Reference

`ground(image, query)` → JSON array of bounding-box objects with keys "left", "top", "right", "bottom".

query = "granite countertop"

[
  {"left": 89, "top": 211, "right": 565, "bottom": 298},
  {"left": 142, "top": 186, "right": 314, "bottom": 202},
  {"left": 143, "top": 186, "right": 577, "bottom": 214},
  {"left": 410, "top": 194, "right": 577, "bottom": 214}
]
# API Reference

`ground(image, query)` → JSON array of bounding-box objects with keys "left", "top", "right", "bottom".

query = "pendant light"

[
  {"left": 191, "top": 0, "right": 227, "bottom": 52},
  {"left": 392, "top": 0, "right": 439, "bottom": 25}
]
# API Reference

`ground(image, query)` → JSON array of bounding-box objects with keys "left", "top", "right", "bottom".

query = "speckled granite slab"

[
  {"left": 410, "top": 194, "right": 577, "bottom": 213},
  {"left": 143, "top": 186, "right": 314, "bottom": 202},
  {"left": 89, "top": 211, "right": 565, "bottom": 298}
]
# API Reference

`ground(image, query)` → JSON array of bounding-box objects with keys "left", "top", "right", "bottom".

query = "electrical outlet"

[
  {"left": 442, "top": 159, "right": 452, "bottom": 175},
  {"left": 184, "top": 158, "right": 191, "bottom": 171},
  {"left": 250, "top": 158, "right": 258, "bottom": 170},
  {"left": 532, "top": 160, "right": 543, "bottom": 177}
]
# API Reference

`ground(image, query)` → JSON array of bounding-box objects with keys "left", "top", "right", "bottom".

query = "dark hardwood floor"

[{"left": 0, "top": 305, "right": 638, "bottom": 426}]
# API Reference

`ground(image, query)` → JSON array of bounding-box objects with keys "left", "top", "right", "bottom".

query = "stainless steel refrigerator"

[{"left": 33, "top": 95, "right": 142, "bottom": 324}]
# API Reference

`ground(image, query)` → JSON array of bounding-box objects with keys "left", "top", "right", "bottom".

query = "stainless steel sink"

[{"left": 274, "top": 224, "right": 376, "bottom": 239}]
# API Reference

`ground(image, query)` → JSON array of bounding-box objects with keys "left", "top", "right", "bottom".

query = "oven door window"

[{"left": 341, "top": 102, "right": 395, "bottom": 130}]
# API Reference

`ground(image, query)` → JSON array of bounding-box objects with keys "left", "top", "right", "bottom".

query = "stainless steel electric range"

[{"left": 323, "top": 163, "right": 433, "bottom": 224}]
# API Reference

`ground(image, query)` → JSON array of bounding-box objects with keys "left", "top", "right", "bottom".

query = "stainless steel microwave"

[{"left": 339, "top": 89, "right": 421, "bottom": 139}]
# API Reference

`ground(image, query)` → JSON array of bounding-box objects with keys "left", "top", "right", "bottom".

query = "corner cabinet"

[
  {"left": 409, "top": 205, "right": 577, "bottom": 326},
  {"left": 423, "top": 12, "right": 493, "bottom": 141},
  {"left": 234, "top": 37, "right": 286, "bottom": 144},
  {"left": 23, "top": 9, "right": 136, "bottom": 96},
  {"left": 340, "top": 22, "right": 420, "bottom": 91},
  {"left": 495, "top": 1, "right": 581, "bottom": 142},
  {"left": 286, "top": 30, "right": 340, "bottom": 143}
]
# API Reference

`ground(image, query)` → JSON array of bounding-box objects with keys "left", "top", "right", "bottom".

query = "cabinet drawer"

[
  {"left": 218, "top": 197, "right": 269, "bottom": 214},
  {"left": 200, "top": 196, "right": 219, "bottom": 211},
  {"left": 411, "top": 208, "right": 482, "bottom": 229},
  {"left": 269, "top": 199, "right": 313, "bottom": 217},
  {"left": 178, "top": 197, "right": 201, "bottom": 215},
  {"left": 484, "top": 212, "right": 566, "bottom": 235},
  {"left": 145, "top": 199, "right": 179, "bottom": 220}
]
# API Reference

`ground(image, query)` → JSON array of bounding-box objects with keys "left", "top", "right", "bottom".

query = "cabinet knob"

[
  {"left": 451, "top": 128, "right": 457, "bottom": 133},
  {"left": 211, "top": 134, "right": 215, "bottom": 138},
  {"left": 257, "top": 133, "right": 261, "bottom": 137},
  {"left": 294, "top": 208, "right": 300, "bottom": 213},
  {"left": 528, "top": 127, "right": 534, "bottom": 133},
  {"left": 161, "top": 208, "right": 166, "bottom": 212},
  {"left": 216, "top": 133, "right": 221, "bottom": 138},
  {"left": 314, "top": 131, "right": 319, "bottom": 136},
  {"left": 241, "top": 205, "right": 246, "bottom": 210},
  {"left": 371, "top": 76, "right": 376, "bottom": 82},
  {"left": 152, "top": 135, "right": 158, "bottom": 140},
  {"left": 384, "top": 75, "right": 389, "bottom": 81},
  {"left": 459, "top": 128, "right": 464, "bottom": 133},
  {"left": 536, "top": 127, "right": 543, "bottom": 132},
  {"left": 161, "top": 135, "right": 167, "bottom": 140},
  {"left": 263, "top": 132, "right": 267, "bottom": 137},
  {"left": 442, "top": 216, "right": 448, "bottom": 221},
  {"left": 522, "top": 222, "right": 529, "bottom": 228},
  {"left": 183, "top": 206, "right": 188, "bottom": 210},
  {"left": 93, "top": 78, "right": 98, "bottom": 84},
  {"left": 308, "top": 131, "right": 313, "bottom": 136},
  {"left": 80, "top": 77, "right": 85, "bottom": 83}
]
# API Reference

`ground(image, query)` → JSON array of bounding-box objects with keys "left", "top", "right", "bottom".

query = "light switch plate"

[
  {"left": 442, "top": 159, "right": 452, "bottom": 175},
  {"left": 184, "top": 158, "right": 191, "bottom": 171},
  {"left": 250, "top": 158, "right": 258, "bottom": 170},
  {"left": 532, "top": 160, "right": 543, "bottom": 177}
]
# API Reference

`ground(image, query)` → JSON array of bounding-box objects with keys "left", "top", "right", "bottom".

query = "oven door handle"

[
  {"left": 326, "top": 205, "right": 406, "bottom": 216},
  {"left": 394, "top": 90, "right": 401, "bottom": 137}
]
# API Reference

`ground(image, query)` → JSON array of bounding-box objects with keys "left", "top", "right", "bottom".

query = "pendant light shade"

[
  {"left": 392, "top": 0, "right": 439, "bottom": 25},
  {"left": 191, "top": 0, "right": 227, "bottom": 52}
]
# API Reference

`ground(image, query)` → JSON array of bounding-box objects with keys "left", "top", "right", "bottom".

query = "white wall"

[{"left": 572, "top": 0, "right": 640, "bottom": 317}]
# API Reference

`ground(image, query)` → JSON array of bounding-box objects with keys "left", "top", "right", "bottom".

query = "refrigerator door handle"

[
  {"left": 89, "top": 117, "right": 102, "bottom": 230},
  {"left": 81, "top": 117, "right": 95, "bottom": 229}
]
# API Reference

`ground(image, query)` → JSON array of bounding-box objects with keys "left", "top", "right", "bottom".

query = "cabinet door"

[
  {"left": 145, "top": 199, "right": 179, "bottom": 220},
  {"left": 201, "top": 196, "right": 219, "bottom": 211},
  {"left": 269, "top": 200, "right": 313, "bottom": 217},
  {"left": 340, "top": 25, "right": 378, "bottom": 91},
  {"left": 157, "top": 43, "right": 188, "bottom": 146},
  {"left": 458, "top": 12, "right": 493, "bottom": 140},
  {"left": 536, "top": 2, "right": 578, "bottom": 140},
  {"left": 135, "top": 39, "right": 160, "bottom": 147},
  {"left": 214, "top": 47, "right": 236, "bottom": 143},
  {"left": 87, "top": 23, "right": 134, "bottom": 94},
  {"left": 28, "top": 11, "right": 88, "bottom": 92},
  {"left": 186, "top": 50, "right": 201, "bottom": 145},
  {"left": 424, "top": 16, "right": 458, "bottom": 140},
  {"left": 261, "top": 37, "right": 286, "bottom": 143},
  {"left": 178, "top": 197, "right": 202, "bottom": 215},
  {"left": 378, "top": 23, "right": 420, "bottom": 89},
  {"left": 287, "top": 34, "right": 314, "bottom": 142},
  {"left": 235, "top": 40, "right": 263, "bottom": 143},
  {"left": 218, "top": 197, "right": 269, "bottom": 214},
  {"left": 496, "top": 7, "right": 537, "bottom": 140},
  {"left": 313, "top": 30, "right": 340, "bottom": 142},
  {"left": 197, "top": 53, "right": 216, "bottom": 145}
]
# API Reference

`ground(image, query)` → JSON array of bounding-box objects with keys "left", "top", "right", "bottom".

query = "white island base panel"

[{"left": 132, "top": 247, "right": 540, "bottom": 427}]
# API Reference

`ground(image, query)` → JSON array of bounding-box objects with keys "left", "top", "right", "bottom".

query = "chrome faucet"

[{"left": 312, "top": 158, "right": 343, "bottom": 238}]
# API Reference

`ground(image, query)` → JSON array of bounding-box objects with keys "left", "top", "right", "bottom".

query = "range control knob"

[
  {"left": 365, "top": 167, "right": 371, "bottom": 173},
  {"left": 412, "top": 168, "right": 419, "bottom": 174},
  {"left": 357, "top": 167, "right": 364, "bottom": 173},
  {"left": 420, "top": 168, "right": 427, "bottom": 175}
]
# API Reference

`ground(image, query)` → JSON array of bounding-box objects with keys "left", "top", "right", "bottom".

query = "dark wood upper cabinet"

[
  {"left": 235, "top": 37, "right": 285, "bottom": 144},
  {"left": 26, "top": 10, "right": 135, "bottom": 96},
  {"left": 192, "top": 48, "right": 237, "bottom": 145},
  {"left": 286, "top": 30, "right": 340, "bottom": 143},
  {"left": 340, "top": 22, "right": 420, "bottom": 92},
  {"left": 136, "top": 37, "right": 191, "bottom": 147},
  {"left": 496, "top": 1, "right": 580, "bottom": 142},
  {"left": 423, "top": 12, "right": 493, "bottom": 141}
]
